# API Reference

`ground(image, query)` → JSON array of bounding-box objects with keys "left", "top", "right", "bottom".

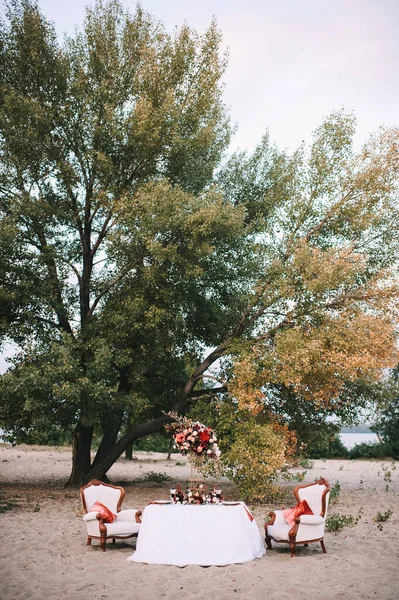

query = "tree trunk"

[
  {"left": 91, "top": 411, "right": 124, "bottom": 468},
  {"left": 125, "top": 444, "right": 133, "bottom": 460},
  {"left": 66, "top": 423, "right": 94, "bottom": 487},
  {"left": 65, "top": 347, "right": 224, "bottom": 485},
  {"left": 84, "top": 415, "right": 168, "bottom": 483},
  {"left": 167, "top": 436, "right": 173, "bottom": 460}
]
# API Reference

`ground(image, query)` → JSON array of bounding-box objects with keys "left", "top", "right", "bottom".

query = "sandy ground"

[{"left": 0, "top": 445, "right": 398, "bottom": 600}]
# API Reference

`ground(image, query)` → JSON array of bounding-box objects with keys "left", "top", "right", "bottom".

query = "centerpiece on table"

[
  {"left": 170, "top": 483, "right": 223, "bottom": 504},
  {"left": 165, "top": 412, "right": 221, "bottom": 493}
]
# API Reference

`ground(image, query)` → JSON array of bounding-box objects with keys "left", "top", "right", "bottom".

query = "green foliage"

[
  {"left": 372, "top": 388, "right": 399, "bottom": 459},
  {"left": 187, "top": 399, "right": 299, "bottom": 499},
  {"left": 373, "top": 508, "right": 393, "bottom": 530},
  {"left": 348, "top": 442, "right": 391, "bottom": 459},
  {"left": 329, "top": 480, "right": 341, "bottom": 504},
  {"left": 222, "top": 420, "right": 296, "bottom": 502},
  {"left": 305, "top": 434, "right": 349, "bottom": 459},
  {"left": 132, "top": 432, "right": 172, "bottom": 454},
  {"left": 14, "top": 426, "right": 73, "bottom": 447},
  {"left": 326, "top": 511, "right": 361, "bottom": 533},
  {"left": 384, "top": 470, "right": 392, "bottom": 482},
  {"left": 299, "top": 457, "right": 314, "bottom": 469},
  {"left": 373, "top": 509, "right": 392, "bottom": 523},
  {"left": 137, "top": 471, "right": 171, "bottom": 484},
  {"left": 0, "top": 499, "right": 18, "bottom": 513},
  {"left": 328, "top": 437, "right": 350, "bottom": 458},
  {"left": 187, "top": 399, "right": 237, "bottom": 454},
  {"left": 266, "top": 388, "right": 346, "bottom": 459}
]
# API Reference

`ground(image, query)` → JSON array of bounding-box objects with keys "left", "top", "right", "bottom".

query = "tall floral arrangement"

[{"left": 165, "top": 413, "right": 221, "bottom": 462}]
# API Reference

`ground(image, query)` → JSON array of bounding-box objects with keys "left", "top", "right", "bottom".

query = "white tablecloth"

[{"left": 128, "top": 503, "right": 266, "bottom": 566}]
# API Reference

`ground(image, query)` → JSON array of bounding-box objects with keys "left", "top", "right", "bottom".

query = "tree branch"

[
  {"left": 190, "top": 386, "right": 227, "bottom": 399},
  {"left": 87, "top": 256, "right": 144, "bottom": 317},
  {"left": 91, "top": 211, "right": 113, "bottom": 257},
  {"left": 35, "top": 229, "right": 73, "bottom": 335}
]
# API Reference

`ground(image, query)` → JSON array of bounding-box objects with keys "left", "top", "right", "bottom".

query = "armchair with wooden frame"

[
  {"left": 265, "top": 477, "right": 330, "bottom": 557},
  {"left": 80, "top": 479, "right": 142, "bottom": 551}
]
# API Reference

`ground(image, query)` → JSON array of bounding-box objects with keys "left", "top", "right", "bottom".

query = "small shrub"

[
  {"left": 326, "top": 511, "right": 361, "bottom": 533},
  {"left": 330, "top": 480, "right": 341, "bottom": 504},
  {"left": 373, "top": 509, "right": 392, "bottom": 523},
  {"left": 299, "top": 457, "right": 314, "bottom": 469},
  {"left": 374, "top": 509, "right": 393, "bottom": 530},
  {"left": 141, "top": 471, "right": 171, "bottom": 484},
  {"left": 0, "top": 500, "right": 18, "bottom": 513},
  {"left": 293, "top": 470, "right": 307, "bottom": 482}
]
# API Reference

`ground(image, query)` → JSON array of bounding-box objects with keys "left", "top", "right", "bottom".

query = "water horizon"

[{"left": 339, "top": 432, "right": 379, "bottom": 450}]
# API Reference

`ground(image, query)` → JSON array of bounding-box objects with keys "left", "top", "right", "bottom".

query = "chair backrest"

[
  {"left": 295, "top": 478, "right": 330, "bottom": 517},
  {"left": 80, "top": 479, "right": 125, "bottom": 515}
]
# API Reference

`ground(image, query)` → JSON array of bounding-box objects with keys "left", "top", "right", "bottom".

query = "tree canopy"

[{"left": 1, "top": 0, "right": 398, "bottom": 488}]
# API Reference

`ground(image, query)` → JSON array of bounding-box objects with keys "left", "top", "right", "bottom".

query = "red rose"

[{"left": 199, "top": 430, "right": 210, "bottom": 443}]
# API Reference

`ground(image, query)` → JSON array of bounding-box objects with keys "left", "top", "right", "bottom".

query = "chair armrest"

[
  {"left": 117, "top": 509, "right": 142, "bottom": 524},
  {"left": 83, "top": 511, "right": 103, "bottom": 522},
  {"left": 298, "top": 514, "right": 325, "bottom": 525},
  {"left": 267, "top": 510, "right": 287, "bottom": 526}
]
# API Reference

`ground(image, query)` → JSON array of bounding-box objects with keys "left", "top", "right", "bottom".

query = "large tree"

[
  {"left": 1, "top": 1, "right": 399, "bottom": 487},
  {"left": 0, "top": 0, "right": 246, "bottom": 484}
]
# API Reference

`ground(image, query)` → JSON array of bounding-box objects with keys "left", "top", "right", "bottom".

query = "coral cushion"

[
  {"left": 91, "top": 501, "right": 116, "bottom": 523},
  {"left": 283, "top": 499, "right": 313, "bottom": 526}
]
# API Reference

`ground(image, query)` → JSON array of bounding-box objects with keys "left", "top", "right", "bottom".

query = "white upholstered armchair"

[
  {"left": 80, "top": 479, "right": 142, "bottom": 551},
  {"left": 265, "top": 477, "right": 330, "bottom": 557}
]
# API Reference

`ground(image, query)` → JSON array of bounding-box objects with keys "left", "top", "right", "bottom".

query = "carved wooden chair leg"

[
  {"left": 320, "top": 539, "right": 327, "bottom": 553},
  {"left": 87, "top": 537, "right": 92, "bottom": 546},
  {"left": 112, "top": 538, "right": 116, "bottom": 544},
  {"left": 289, "top": 530, "right": 297, "bottom": 557},
  {"left": 265, "top": 531, "right": 272, "bottom": 550},
  {"left": 100, "top": 533, "right": 106, "bottom": 552}
]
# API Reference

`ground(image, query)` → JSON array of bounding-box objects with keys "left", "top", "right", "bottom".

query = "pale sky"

[{"left": 1, "top": 0, "right": 398, "bottom": 372}]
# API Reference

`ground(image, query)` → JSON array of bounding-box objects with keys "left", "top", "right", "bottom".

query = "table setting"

[
  {"left": 127, "top": 414, "right": 265, "bottom": 566},
  {"left": 127, "top": 495, "right": 265, "bottom": 566}
]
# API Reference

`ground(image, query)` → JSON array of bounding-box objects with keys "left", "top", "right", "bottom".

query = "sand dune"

[{"left": 1, "top": 445, "right": 398, "bottom": 599}]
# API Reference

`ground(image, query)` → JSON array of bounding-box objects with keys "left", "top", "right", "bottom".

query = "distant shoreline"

[
  {"left": 340, "top": 426, "right": 374, "bottom": 434},
  {"left": 339, "top": 432, "right": 379, "bottom": 449}
]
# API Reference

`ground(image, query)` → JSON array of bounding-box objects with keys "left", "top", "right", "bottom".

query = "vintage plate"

[{"left": 222, "top": 501, "right": 240, "bottom": 505}]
